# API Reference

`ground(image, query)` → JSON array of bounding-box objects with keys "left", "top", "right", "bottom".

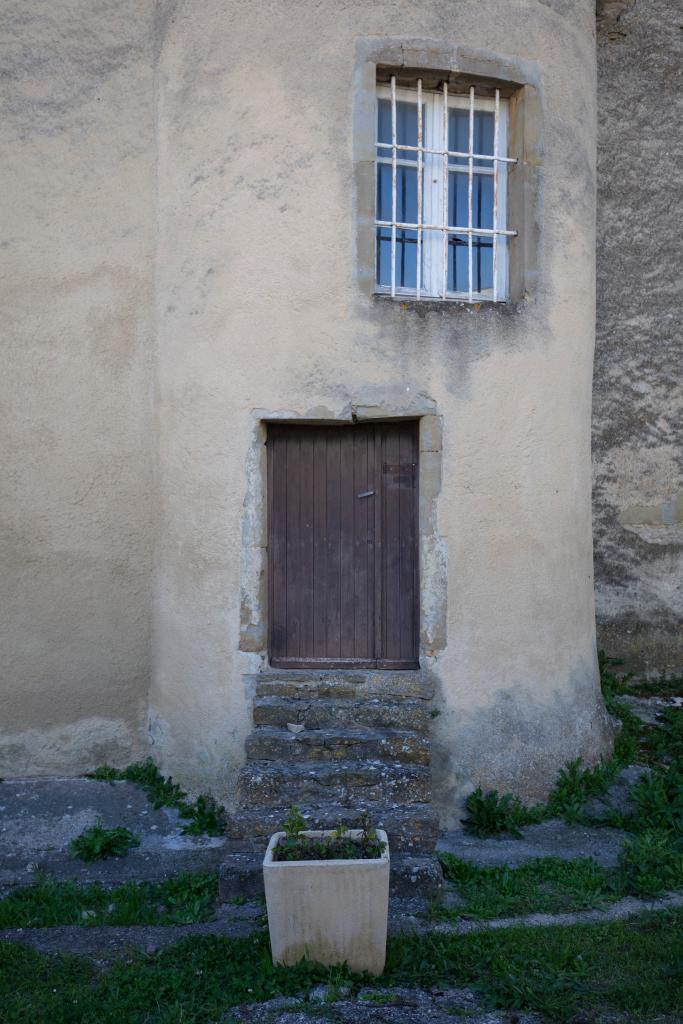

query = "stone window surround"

[
  {"left": 353, "top": 38, "right": 542, "bottom": 305},
  {"left": 239, "top": 401, "right": 446, "bottom": 667}
]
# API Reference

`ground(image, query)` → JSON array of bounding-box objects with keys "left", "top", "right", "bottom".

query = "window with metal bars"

[{"left": 375, "top": 77, "right": 516, "bottom": 302}]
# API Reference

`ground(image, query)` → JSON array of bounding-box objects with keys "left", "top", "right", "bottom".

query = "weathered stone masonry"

[{"left": 594, "top": 0, "right": 683, "bottom": 674}]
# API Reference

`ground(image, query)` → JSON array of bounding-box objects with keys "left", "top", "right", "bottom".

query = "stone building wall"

[
  {"left": 0, "top": 0, "right": 156, "bottom": 773},
  {"left": 152, "top": 0, "right": 610, "bottom": 810},
  {"left": 594, "top": 0, "right": 683, "bottom": 675},
  {"left": 0, "top": 0, "right": 632, "bottom": 811}
]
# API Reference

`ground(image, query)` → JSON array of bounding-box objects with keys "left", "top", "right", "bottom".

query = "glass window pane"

[
  {"left": 377, "top": 99, "right": 419, "bottom": 160},
  {"left": 448, "top": 173, "right": 494, "bottom": 228},
  {"left": 448, "top": 171, "right": 468, "bottom": 228},
  {"left": 473, "top": 173, "right": 493, "bottom": 230},
  {"left": 475, "top": 112, "right": 494, "bottom": 156},
  {"left": 448, "top": 109, "right": 469, "bottom": 166},
  {"left": 396, "top": 229, "right": 418, "bottom": 289},
  {"left": 376, "top": 162, "right": 391, "bottom": 221},
  {"left": 472, "top": 234, "right": 493, "bottom": 293},
  {"left": 376, "top": 227, "right": 392, "bottom": 287},
  {"left": 397, "top": 165, "right": 417, "bottom": 222},
  {"left": 449, "top": 109, "right": 495, "bottom": 168},
  {"left": 375, "top": 227, "right": 419, "bottom": 290},
  {"left": 376, "top": 164, "right": 418, "bottom": 223},
  {"left": 447, "top": 233, "right": 469, "bottom": 292},
  {"left": 447, "top": 233, "right": 493, "bottom": 293}
]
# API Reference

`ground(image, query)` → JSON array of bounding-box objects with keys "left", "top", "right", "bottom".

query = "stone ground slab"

[
  {"left": 437, "top": 819, "right": 627, "bottom": 868},
  {"left": 0, "top": 902, "right": 266, "bottom": 960},
  {"left": 621, "top": 693, "right": 683, "bottom": 725},
  {"left": 225, "top": 989, "right": 540, "bottom": 1023},
  {"left": 3, "top": 891, "right": 682, "bottom": 959},
  {"left": 0, "top": 778, "right": 227, "bottom": 889},
  {"left": 583, "top": 765, "right": 651, "bottom": 819}
]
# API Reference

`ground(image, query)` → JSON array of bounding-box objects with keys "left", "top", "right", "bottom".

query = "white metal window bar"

[{"left": 375, "top": 77, "right": 517, "bottom": 302}]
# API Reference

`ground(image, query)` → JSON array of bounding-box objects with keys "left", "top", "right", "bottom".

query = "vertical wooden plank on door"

[
  {"left": 312, "top": 429, "right": 327, "bottom": 659},
  {"left": 353, "top": 426, "right": 371, "bottom": 659},
  {"left": 268, "top": 428, "right": 276, "bottom": 659},
  {"left": 382, "top": 424, "right": 402, "bottom": 662},
  {"left": 285, "top": 430, "right": 301, "bottom": 660},
  {"left": 373, "top": 425, "right": 383, "bottom": 665},
  {"left": 325, "top": 430, "right": 342, "bottom": 660},
  {"left": 340, "top": 428, "right": 355, "bottom": 660},
  {"left": 299, "top": 429, "right": 315, "bottom": 660}
]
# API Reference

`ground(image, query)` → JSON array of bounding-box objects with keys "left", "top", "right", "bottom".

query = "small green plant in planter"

[
  {"left": 272, "top": 807, "right": 386, "bottom": 862},
  {"left": 69, "top": 818, "right": 140, "bottom": 862},
  {"left": 263, "top": 806, "right": 390, "bottom": 974}
]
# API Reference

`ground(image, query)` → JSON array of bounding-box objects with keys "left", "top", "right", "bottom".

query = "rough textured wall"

[
  {"left": 594, "top": 0, "right": 683, "bottom": 675},
  {"left": 154, "top": 0, "right": 611, "bottom": 812},
  {"left": 0, "top": 0, "right": 156, "bottom": 774}
]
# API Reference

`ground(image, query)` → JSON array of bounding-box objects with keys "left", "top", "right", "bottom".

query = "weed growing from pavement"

[
  {"left": 69, "top": 819, "right": 140, "bottom": 862},
  {"left": 0, "top": 909, "right": 681, "bottom": 1023},
  {"left": 617, "top": 830, "right": 683, "bottom": 898},
  {"left": 90, "top": 758, "right": 226, "bottom": 837},
  {"left": 0, "top": 873, "right": 218, "bottom": 928}
]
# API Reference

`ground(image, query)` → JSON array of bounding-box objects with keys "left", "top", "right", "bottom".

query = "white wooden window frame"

[{"left": 375, "top": 79, "right": 515, "bottom": 303}]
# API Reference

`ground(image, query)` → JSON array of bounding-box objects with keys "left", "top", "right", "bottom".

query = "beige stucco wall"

[
  {"left": 152, "top": 0, "right": 612, "bottom": 811},
  {"left": 2, "top": 0, "right": 612, "bottom": 815},
  {"left": 0, "top": 0, "right": 156, "bottom": 774}
]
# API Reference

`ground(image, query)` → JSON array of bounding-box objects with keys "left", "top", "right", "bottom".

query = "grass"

[
  {"left": 0, "top": 873, "right": 218, "bottom": 928},
  {"left": 89, "top": 759, "right": 226, "bottom": 837},
  {"left": 438, "top": 838, "right": 683, "bottom": 918},
  {"left": 69, "top": 820, "right": 140, "bottom": 863},
  {"left": 436, "top": 855, "right": 619, "bottom": 919},
  {"left": 0, "top": 909, "right": 680, "bottom": 1022}
]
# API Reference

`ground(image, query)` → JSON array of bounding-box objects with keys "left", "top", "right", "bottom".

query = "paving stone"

[
  {"left": 619, "top": 694, "right": 682, "bottom": 725},
  {"left": 389, "top": 855, "right": 443, "bottom": 897},
  {"left": 0, "top": 778, "right": 226, "bottom": 890},
  {"left": 226, "top": 988, "right": 540, "bottom": 1023},
  {"left": 583, "top": 765, "right": 652, "bottom": 819},
  {"left": 437, "top": 819, "right": 627, "bottom": 868}
]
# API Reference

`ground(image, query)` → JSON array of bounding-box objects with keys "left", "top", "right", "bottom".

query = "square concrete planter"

[{"left": 263, "top": 829, "right": 390, "bottom": 975}]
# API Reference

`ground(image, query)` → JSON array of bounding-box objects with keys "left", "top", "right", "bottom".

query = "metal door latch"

[{"left": 357, "top": 490, "right": 375, "bottom": 499}]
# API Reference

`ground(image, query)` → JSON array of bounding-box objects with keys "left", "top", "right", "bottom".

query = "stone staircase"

[{"left": 219, "top": 671, "right": 443, "bottom": 899}]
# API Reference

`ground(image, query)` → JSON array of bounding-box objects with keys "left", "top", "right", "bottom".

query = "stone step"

[
  {"left": 238, "top": 760, "right": 431, "bottom": 808},
  {"left": 218, "top": 851, "right": 443, "bottom": 901},
  {"left": 224, "top": 803, "right": 439, "bottom": 854},
  {"left": 251, "top": 672, "right": 435, "bottom": 703},
  {"left": 253, "top": 695, "right": 432, "bottom": 734},
  {"left": 245, "top": 726, "right": 429, "bottom": 766}
]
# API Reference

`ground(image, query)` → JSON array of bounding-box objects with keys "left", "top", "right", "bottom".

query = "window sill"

[{"left": 372, "top": 293, "right": 524, "bottom": 317}]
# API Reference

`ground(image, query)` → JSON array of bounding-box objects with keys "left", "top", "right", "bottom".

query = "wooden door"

[{"left": 267, "top": 421, "right": 419, "bottom": 669}]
